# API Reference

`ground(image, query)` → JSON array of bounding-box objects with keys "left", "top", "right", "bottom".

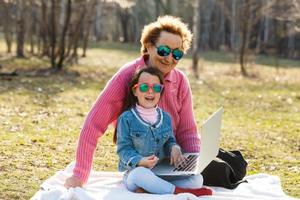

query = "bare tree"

[
  {"left": 239, "top": 0, "right": 252, "bottom": 76},
  {"left": 265, "top": 0, "right": 300, "bottom": 59},
  {"left": 28, "top": 0, "right": 39, "bottom": 54},
  {"left": 56, "top": 0, "right": 72, "bottom": 69},
  {"left": 40, "top": 0, "right": 50, "bottom": 56},
  {"left": 67, "top": 1, "right": 87, "bottom": 62},
  {"left": 118, "top": 7, "right": 131, "bottom": 42},
  {"left": 0, "top": 0, "right": 14, "bottom": 53},
  {"left": 16, "top": 0, "right": 26, "bottom": 58},
  {"left": 238, "top": 0, "right": 263, "bottom": 76},
  {"left": 200, "top": 0, "right": 214, "bottom": 50},
  {"left": 192, "top": 0, "right": 201, "bottom": 79},
  {"left": 49, "top": 0, "right": 57, "bottom": 69},
  {"left": 82, "top": 0, "right": 97, "bottom": 57},
  {"left": 154, "top": 0, "right": 174, "bottom": 15},
  {"left": 230, "top": 0, "right": 238, "bottom": 52},
  {"left": 93, "top": 0, "right": 103, "bottom": 41},
  {"left": 217, "top": 0, "right": 226, "bottom": 49},
  {"left": 114, "top": 0, "right": 136, "bottom": 43}
]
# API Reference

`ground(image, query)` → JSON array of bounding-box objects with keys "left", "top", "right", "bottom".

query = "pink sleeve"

[
  {"left": 175, "top": 74, "right": 200, "bottom": 153},
  {"left": 73, "top": 66, "right": 134, "bottom": 183}
]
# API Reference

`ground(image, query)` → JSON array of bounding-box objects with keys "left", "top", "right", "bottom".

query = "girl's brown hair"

[
  {"left": 140, "top": 15, "right": 193, "bottom": 54},
  {"left": 113, "top": 67, "right": 164, "bottom": 143}
]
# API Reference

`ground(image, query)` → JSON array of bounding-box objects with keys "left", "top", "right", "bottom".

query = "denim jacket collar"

[{"left": 131, "top": 106, "right": 163, "bottom": 128}]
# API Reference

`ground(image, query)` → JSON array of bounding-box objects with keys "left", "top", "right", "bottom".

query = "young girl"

[{"left": 115, "top": 67, "right": 212, "bottom": 196}]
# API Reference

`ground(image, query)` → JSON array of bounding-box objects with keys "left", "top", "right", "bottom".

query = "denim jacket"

[{"left": 117, "top": 106, "right": 178, "bottom": 172}]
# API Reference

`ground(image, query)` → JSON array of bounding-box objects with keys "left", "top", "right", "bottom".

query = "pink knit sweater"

[{"left": 73, "top": 56, "right": 200, "bottom": 183}]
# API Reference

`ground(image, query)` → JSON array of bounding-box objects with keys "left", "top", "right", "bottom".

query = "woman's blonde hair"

[{"left": 140, "top": 15, "right": 193, "bottom": 54}]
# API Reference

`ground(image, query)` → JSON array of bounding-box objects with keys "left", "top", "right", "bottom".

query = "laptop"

[{"left": 151, "top": 107, "right": 223, "bottom": 176}]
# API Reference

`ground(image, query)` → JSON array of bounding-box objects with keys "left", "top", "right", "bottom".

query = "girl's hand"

[
  {"left": 138, "top": 155, "right": 159, "bottom": 169},
  {"left": 64, "top": 175, "right": 83, "bottom": 188},
  {"left": 170, "top": 145, "right": 186, "bottom": 167}
]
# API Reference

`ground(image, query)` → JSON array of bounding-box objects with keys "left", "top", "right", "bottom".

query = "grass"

[{"left": 0, "top": 42, "right": 300, "bottom": 199}]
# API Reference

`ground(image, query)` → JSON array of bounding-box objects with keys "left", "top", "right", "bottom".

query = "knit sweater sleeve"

[
  {"left": 175, "top": 72, "right": 200, "bottom": 153},
  {"left": 73, "top": 63, "right": 137, "bottom": 183}
]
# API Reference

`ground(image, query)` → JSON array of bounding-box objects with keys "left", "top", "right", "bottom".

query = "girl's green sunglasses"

[{"left": 133, "top": 83, "right": 164, "bottom": 93}]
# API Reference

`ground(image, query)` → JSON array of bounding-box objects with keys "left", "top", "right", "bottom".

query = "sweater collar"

[{"left": 135, "top": 104, "right": 157, "bottom": 115}]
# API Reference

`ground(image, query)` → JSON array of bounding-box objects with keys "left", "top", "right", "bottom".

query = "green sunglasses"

[
  {"left": 133, "top": 83, "right": 164, "bottom": 93},
  {"left": 156, "top": 45, "right": 184, "bottom": 60}
]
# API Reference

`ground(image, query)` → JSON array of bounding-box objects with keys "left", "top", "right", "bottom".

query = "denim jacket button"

[{"left": 156, "top": 139, "right": 159, "bottom": 143}]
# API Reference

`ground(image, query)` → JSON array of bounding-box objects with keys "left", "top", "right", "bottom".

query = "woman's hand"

[
  {"left": 170, "top": 145, "right": 186, "bottom": 167},
  {"left": 138, "top": 155, "right": 159, "bottom": 169},
  {"left": 64, "top": 175, "right": 83, "bottom": 188}
]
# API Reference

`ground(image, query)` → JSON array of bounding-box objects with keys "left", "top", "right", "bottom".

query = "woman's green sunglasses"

[{"left": 156, "top": 45, "right": 184, "bottom": 60}]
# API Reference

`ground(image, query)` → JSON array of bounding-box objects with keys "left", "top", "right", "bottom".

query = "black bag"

[{"left": 201, "top": 148, "right": 248, "bottom": 189}]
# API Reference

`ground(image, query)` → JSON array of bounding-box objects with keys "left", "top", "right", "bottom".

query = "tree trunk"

[
  {"left": 287, "top": 22, "right": 295, "bottom": 59},
  {"left": 119, "top": 8, "right": 130, "bottom": 43},
  {"left": 240, "top": 27, "right": 248, "bottom": 76},
  {"left": 263, "top": 0, "right": 271, "bottom": 45},
  {"left": 255, "top": 17, "right": 264, "bottom": 53},
  {"left": 56, "top": 0, "right": 72, "bottom": 70},
  {"left": 219, "top": 1, "right": 225, "bottom": 47},
  {"left": 165, "top": 0, "right": 172, "bottom": 15},
  {"left": 131, "top": 12, "right": 139, "bottom": 44},
  {"left": 1, "top": 0, "right": 13, "bottom": 53},
  {"left": 239, "top": 0, "right": 251, "bottom": 77},
  {"left": 82, "top": 0, "right": 97, "bottom": 57},
  {"left": 274, "top": 20, "right": 280, "bottom": 70},
  {"left": 59, "top": 0, "right": 66, "bottom": 34},
  {"left": 192, "top": 0, "right": 201, "bottom": 79},
  {"left": 41, "top": 0, "right": 49, "bottom": 56},
  {"left": 230, "top": 0, "right": 236, "bottom": 52},
  {"left": 37, "top": 30, "right": 41, "bottom": 54},
  {"left": 29, "top": 29, "right": 34, "bottom": 54},
  {"left": 4, "top": 30, "right": 13, "bottom": 54},
  {"left": 71, "top": 5, "right": 86, "bottom": 61},
  {"left": 201, "top": 0, "right": 214, "bottom": 50},
  {"left": 50, "top": 0, "right": 57, "bottom": 69},
  {"left": 155, "top": 0, "right": 160, "bottom": 18},
  {"left": 16, "top": 0, "right": 25, "bottom": 58},
  {"left": 29, "top": 1, "right": 37, "bottom": 54},
  {"left": 94, "top": 0, "right": 102, "bottom": 41}
]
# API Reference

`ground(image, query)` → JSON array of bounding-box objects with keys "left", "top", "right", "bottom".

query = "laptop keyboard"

[{"left": 173, "top": 155, "right": 198, "bottom": 172}]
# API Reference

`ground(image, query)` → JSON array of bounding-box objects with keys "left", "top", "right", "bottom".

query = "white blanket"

[{"left": 31, "top": 162, "right": 297, "bottom": 200}]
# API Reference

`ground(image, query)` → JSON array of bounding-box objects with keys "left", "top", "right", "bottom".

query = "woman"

[{"left": 64, "top": 15, "right": 201, "bottom": 188}]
